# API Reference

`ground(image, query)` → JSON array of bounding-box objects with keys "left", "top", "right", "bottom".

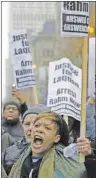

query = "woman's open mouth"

[{"left": 33, "top": 135, "right": 43, "bottom": 146}]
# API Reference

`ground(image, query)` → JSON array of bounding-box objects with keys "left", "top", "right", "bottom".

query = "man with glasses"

[{"left": 2, "top": 101, "right": 24, "bottom": 142}]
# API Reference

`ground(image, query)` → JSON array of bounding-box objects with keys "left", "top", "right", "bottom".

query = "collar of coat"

[{"left": 9, "top": 144, "right": 86, "bottom": 178}]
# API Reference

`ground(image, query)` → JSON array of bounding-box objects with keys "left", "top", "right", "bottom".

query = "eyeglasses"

[{"left": 5, "top": 107, "right": 18, "bottom": 111}]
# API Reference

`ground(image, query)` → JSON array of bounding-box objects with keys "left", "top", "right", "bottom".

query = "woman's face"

[{"left": 31, "top": 117, "right": 61, "bottom": 157}]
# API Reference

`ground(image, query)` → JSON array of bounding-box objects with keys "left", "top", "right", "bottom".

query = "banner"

[
  {"left": 47, "top": 58, "right": 82, "bottom": 121},
  {"left": 61, "top": 1, "right": 89, "bottom": 36},
  {"left": 10, "top": 30, "right": 36, "bottom": 89}
]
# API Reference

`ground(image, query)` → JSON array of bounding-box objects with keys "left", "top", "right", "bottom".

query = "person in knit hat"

[
  {"left": 22, "top": 104, "right": 50, "bottom": 143},
  {"left": 2, "top": 101, "right": 24, "bottom": 142},
  {"left": 22, "top": 104, "right": 50, "bottom": 123},
  {"left": 2, "top": 104, "right": 50, "bottom": 176},
  {"left": 2, "top": 88, "right": 29, "bottom": 142}
]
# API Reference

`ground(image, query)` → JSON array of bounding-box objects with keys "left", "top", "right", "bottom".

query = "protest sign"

[
  {"left": 47, "top": 58, "right": 82, "bottom": 121},
  {"left": 61, "top": 1, "right": 89, "bottom": 36},
  {"left": 9, "top": 30, "right": 36, "bottom": 89}
]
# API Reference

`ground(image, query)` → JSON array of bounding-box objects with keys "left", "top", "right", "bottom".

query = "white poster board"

[
  {"left": 47, "top": 58, "right": 82, "bottom": 121},
  {"left": 9, "top": 30, "right": 36, "bottom": 89},
  {"left": 61, "top": 1, "right": 89, "bottom": 37}
]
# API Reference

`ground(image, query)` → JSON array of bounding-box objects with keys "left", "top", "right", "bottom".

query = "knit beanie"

[
  {"left": 3, "top": 101, "right": 20, "bottom": 114},
  {"left": 22, "top": 104, "right": 50, "bottom": 123}
]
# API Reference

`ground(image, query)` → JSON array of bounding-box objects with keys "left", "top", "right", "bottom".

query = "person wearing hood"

[
  {"left": 2, "top": 104, "right": 50, "bottom": 176},
  {"left": 9, "top": 111, "right": 90, "bottom": 178}
]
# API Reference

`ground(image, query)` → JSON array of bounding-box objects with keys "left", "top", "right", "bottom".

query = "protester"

[
  {"left": 83, "top": 96, "right": 96, "bottom": 178},
  {"left": 2, "top": 101, "right": 24, "bottom": 141},
  {"left": 68, "top": 112, "right": 96, "bottom": 149},
  {"left": 2, "top": 104, "right": 50, "bottom": 176},
  {"left": 67, "top": 104, "right": 96, "bottom": 178},
  {"left": 1, "top": 128, "right": 15, "bottom": 153},
  {"left": 9, "top": 111, "right": 89, "bottom": 178}
]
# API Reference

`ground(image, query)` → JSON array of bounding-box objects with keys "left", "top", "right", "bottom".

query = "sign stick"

[
  {"left": 32, "top": 85, "right": 38, "bottom": 104},
  {"left": 79, "top": 37, "right": 88, "bottom": 162}
]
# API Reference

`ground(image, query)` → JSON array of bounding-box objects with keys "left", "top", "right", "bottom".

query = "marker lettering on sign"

[
  {"left": 66, "top": 15, "right": 87, "bottom": 24},
  {"left": 55, "top": 63, "right": 78, "bottom": 76},
  {"left": 62, "top": 69, "right": 72, "bottom": 76},
  {"left": 22, "top": 40, "right": 29, "bottom": 46},
  {"left": 63, "top": 24, "right": 88, "bottom": 32},
  {"left": 53, "top": 75, "right": 79, "bottom": 88},
  {"left": 49, "top": 96, "right": 68, "bottom": 105},
  {"left": 70, "top": 97, "right": 80, "bottom": 108},
  {"left": 21, "top": 60, "right": 32, "bottom": 67},
  {"left": 15, "top": 69, "right": 32, "bottom": 76},
  {"left": 13, "top": 33, "right": 28, "bottom": 42},
  {"left": 57, "top": 88, "right": 76, "bottom": 98},
  {"left": 63, "top": 2, "right": 88, "bottom": 12},
  {"left": 14, "top": 47, "right": 30, "bottom": 55}
]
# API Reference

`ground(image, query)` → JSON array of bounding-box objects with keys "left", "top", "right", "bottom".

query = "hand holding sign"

[{"left": 12, "top": 87, "right": 26, "bottom": 104}]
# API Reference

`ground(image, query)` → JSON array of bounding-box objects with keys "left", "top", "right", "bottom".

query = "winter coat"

[
  {"left": 1, "top": 129, "right": 15, "bottom": 153},
  {"left": 2, "top": 119, "right": 24, "bottom": 142},
  {"left": 85, "top": 149, "right": 96, "bottom": 178},
  {"left": 9, "top": 144, "right": 86, "bottom": 178},
  {"left": 2, "top": 137, "right": 30, "bottom": 175}
]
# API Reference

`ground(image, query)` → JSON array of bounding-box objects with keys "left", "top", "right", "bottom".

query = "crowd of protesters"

[{"left": 1, "top": 88, "right": 96, "bottom": 178}]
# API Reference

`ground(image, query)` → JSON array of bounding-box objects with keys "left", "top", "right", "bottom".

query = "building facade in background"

[{"left": 9, "top": 2, "right": 56, "bottom": 32}]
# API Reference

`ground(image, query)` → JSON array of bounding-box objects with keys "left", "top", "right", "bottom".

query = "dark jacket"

[
  {"left": 1, "top": 129, "right": 15, "bottom": 153},
  {"left": 21, "top": 153, "right": 42, "bottom": 178},
  {"left": 90, "top": 138, "right": 96, "bottom": 149},
  {"left": 20, "top": 102, "right": 28, "bottom": 117},
  {"left": 9, "top": 144, "right": 86, "bottom": 178},
  {"left": 2, "top": 137, "right": 30, "bottom": 175},
  {"left": 2, "top": 118, "right": 24, "bottom": 142},
  {"left": 2, "top": 102, "right": 28, "bottom": 142},
  {"left": 85, "top": 149, "right": 96, "bottom": 178}
]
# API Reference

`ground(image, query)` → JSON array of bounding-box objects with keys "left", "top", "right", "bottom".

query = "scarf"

[
  {"left": 9, "top": 144, "right": 85, "bottom": 178},
  {"left": 2, "top": 117, "right": 19, "bottom": 125}
]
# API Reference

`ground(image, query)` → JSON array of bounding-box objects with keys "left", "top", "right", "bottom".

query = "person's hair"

[{"left": 33, "top": 111, "right": 69, "bottom": 146}]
